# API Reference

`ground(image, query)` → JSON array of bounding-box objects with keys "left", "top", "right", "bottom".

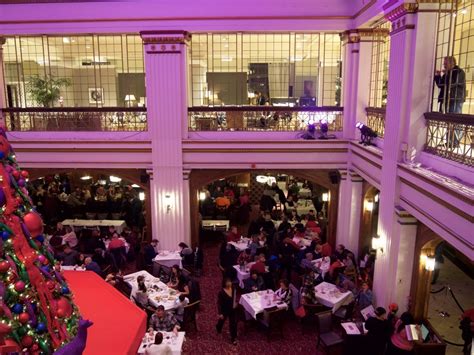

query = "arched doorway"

[
  {"left": 26, "top": 168, "right": 151, "bottom": 239},
  {"left": 189, "top": 169, "right": 340, "bottom": 247}
]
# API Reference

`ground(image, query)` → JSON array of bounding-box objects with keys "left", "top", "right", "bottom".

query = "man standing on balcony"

[{"left": 434, "top": 56, "right": 466, "bottom": 148}]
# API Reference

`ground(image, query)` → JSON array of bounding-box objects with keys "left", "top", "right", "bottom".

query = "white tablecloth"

[
  {"left": 228, "top": 239, "right": 249, "bottom": 252},
  {"left": 201, "top": 220, "right": 229, "bottom": 231},
  {"left": 153, "top": 251, "right": 182, "bottom": 269},
  {"left": 296, "top": 199, "right": 314, "bottom": 216},
  {"left": 239, "top": 290, "right": 287, "bottom": 319},
  {"left": 311, "top": 257, "right": 331, "bottom": 278},
  {"left": 124, "top": 270, "right": 178, "bottom": 310},
  {"left": 292, "top": 236, "right": 312, "bottom": 248},
  {"left": 137, "top": 331, "right": 185, "bottom": 355},
  {"left": 234, "top": 264, "right": 251, "bottom": 288},
  {"left": 61, "top": 266, "right": 85, "bottom": 272},
  {"left": 61, "top": 219, "right": 127, "bottom": 233},
  {"left": 298, "top": 188, "right": 312, "bottom": 198},
  {"left": 314, "top": 282, "right": 354, "bottom": 313}
]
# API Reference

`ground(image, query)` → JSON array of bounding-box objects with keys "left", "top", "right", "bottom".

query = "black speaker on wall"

[{"left": 328, "top": 171, "right": 341, "bottom": 185}]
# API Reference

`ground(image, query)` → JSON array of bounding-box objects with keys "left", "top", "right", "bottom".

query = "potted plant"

[{"left": 26, "top": 75, "right": 71, "bottom": 107}]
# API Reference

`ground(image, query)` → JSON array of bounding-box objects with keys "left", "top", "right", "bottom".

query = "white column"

[
  {"left": 347, "top": 171, "right": 363, "bottom": 256},
  {"left": 341, "top": 30, "right": 373, "bottom": 140},
  {"left": 141, "top": 31, "right": 191, "bottom": 250},
  {"left": 336, "top": 170, "right": 350, "bottom": 247},
  {"left": 373, "top": 2, "right": 437, "bottom": 307},
  {"left": 0, "top": 37, "right": 7, "bottom": 127},
  {"left": 392, "top": 206, "right": 417, "bottom": 312}
]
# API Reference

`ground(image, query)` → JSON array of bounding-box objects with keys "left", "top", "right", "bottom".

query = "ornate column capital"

[
  {"left": 338, "top": 169, "right": 348, "bottom": 181},
  {"left": 383, "top": 2, "right": 418, "bottom": 34},
  {"left": 140, "top": 30, "right": 191, "bottom": 54},
  {"left": 349, "top": 170, "right": 364, "bottom": 182},
  {"left": 342, "top": 28, "right": 390, "bottom": 45},
  {"left": 395, "top": 206, "right": 418, "bottom": 225}
]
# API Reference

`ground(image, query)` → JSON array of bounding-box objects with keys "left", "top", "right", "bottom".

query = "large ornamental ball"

[
  {"left": 1, "top": 231, "right": 10, "bottom": 241},
  {"left": 12, "top": 303, "right": 22, "bottom": 314},
  {"left": 61, "top": 286, "right": 70, "bottom": 295},
  {"left": 0, "top": 261, "right": 9, "bottom": 273},
  {"left": 5, "top": 166, "right": 12, "bottom": 173},
  {"left": 17, "top": 179, "right": 26, "bottom": 187},
  {"left": 46, "top": 281, "right": 55, "bottom": 290},
  {"left": 56, "top": 307, "right": 66, "bottom": 318},
  {"left": 36, "top": 235, "right": 45, "bottom": 244},
  {"left": 18, "top": 312, "right": 29, "bottom": 324},
  {"left": 14, "top": 281, "right": 25, "bottom": 292},
  {"left": 56, "top": 297, "right": 73, "bottom": 317},
  {"left": 12, "top": 170, "right": 20, "bottom": 180},
  {"left": 37, "top": 255, "right": 46, "bottom": 264},
  {"left": 3, "top": 339, "right": 19, "bottom": 351},
  {"left": 0, "top": 188, "right": 5, "bottom": 206},
  {"left": 21, "top": 335, "right": 34, "bottom": 348},
  {"left": 0, "top": 321, "right": 11, "bottom": 334},
  {"left": 20, "top": 170, "right": 29, "bottom": 179},
  {"left": 23, "top": 212, "right": 44, "bottom": 238},
  {"left": 36, "top": 322, "right": 46, "bottom": 333}
]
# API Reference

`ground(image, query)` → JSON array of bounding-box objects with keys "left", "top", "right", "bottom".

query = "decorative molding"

[
  {"left": 351, "top": 149, "right": 382, "bottom": 169},
  {"left": 349, "top": 170, "right": 364, "bottom": 182},
  {"left": 384, "top": 3, "right": 418, "bottom": 23},
  {"left": 395, "top": 205, "right": 418, "bottom": 225}
]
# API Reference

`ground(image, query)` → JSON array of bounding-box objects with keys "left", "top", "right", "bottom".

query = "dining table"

[
  {"left": 314, "top": 281, "right": 354, "bottom": 313},
  {"left": 61, "top": 219, "right": 127, "bottom": 233},
  {"left": 239, "top": 290, "right": 287, "bottom": 320},
  {"left": 201, "top": 220, "right": 229, "bottom": 231},
  {"left": 233, "top": 262, "right": 270, "bottom": 289},
  {"left": 124, "top": 270, "right": 178, "bottom": 310},
  {"left": 311, "top": 256, "right": 331, "bottom": 278},
  {"left": 137, "top": 331, "right": 185, "bottom": 355},
  {"left": 153, "top": 251, "right": 183, "bottom": 269},
  {"left": 228, "top": 238, "right": 250, "bottom": 252}
]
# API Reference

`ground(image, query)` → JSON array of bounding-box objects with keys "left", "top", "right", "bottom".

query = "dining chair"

[
  {"left": 182, "top": 300, "right": 200, "bottom": 332},
  {"left": 259, "top": 307, "right": 286, "bottom": 341},
  {"left": 316, "top": 310, "right": 344, "bottom": 353}
]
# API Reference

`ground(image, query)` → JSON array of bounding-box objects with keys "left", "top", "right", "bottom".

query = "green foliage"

[{"left": 26, "top": 75, "right": 71, "bottom": 107}]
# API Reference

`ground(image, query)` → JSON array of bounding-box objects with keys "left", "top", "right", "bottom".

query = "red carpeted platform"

[{"left": 64, "top": 271, "right": 147, "bottom": 355}]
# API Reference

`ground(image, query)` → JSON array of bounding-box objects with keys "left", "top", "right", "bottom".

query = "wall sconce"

[
  {"left": 199, "top": 191, "right": 206, "bottom": 201},
  {"left": 371, "top": 235, "right": 384, "bottom": 254},
  {"left": 164, "top": 194, "right": 172, "bottom": 213},
  {"left": 366, "top": 200, "right": 374, "bottom": 212},
  {"left": 322, "top": 192, "right": 329, "bottom": 202},
  {"left": 424, "top": 255, "right": 436, "bottom": 271},
  {"left": 374, "top": 194, "right": 379, "bottom": 203},
  {"left": 138, "top": 192, "right": 145, "bottom": 201}
]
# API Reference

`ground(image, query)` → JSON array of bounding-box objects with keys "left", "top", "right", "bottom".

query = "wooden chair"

[
  {"left": 182, "top": 300, "right": 200, "bottom": 332},
  {"left": 316, "top": 310, "right": 344, "bottom": 353},
  {"left": 259, "top": 307, "right": 286, "bottom": 341}
]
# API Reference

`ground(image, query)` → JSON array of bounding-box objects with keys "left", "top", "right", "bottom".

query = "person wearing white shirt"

[
  {"left": 173, "top": 294, "right": 189, "bottom": 324},
  {"left": 145, "top": 332, "right": 172, "bottom": 355},
  {"left": 62, "top": 226, "right": 78, "bottom": 248}
]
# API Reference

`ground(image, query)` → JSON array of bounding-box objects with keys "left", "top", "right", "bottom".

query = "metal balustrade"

[
  {"left": 424, "top": 112, "right": 473, "bottom": 166},
  {"left": 188, "top": 106, "right": 343, "bottom": 132},
  {"left": 365, "top": 107, "right": 386, "bottom": 138},
  {"left": 1, "top": 107, "right": 147, "bottom": 132}
]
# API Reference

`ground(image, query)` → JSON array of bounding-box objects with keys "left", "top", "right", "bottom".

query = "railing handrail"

[
  {"left": 188, "top": 106, "right": 343, "bottom": 113},
  {"left": 424, "top": 111, "right": 474, "bottom": 125},
  {"left": 365, "top": 107, "right": 386, "bottom": 114},
  {"left": 1, "top": 107, "right": 147, "bottom": 113}
]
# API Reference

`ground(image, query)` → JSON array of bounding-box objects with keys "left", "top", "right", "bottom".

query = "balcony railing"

[
  {"left": 188, "top": 106, "right": 343, "bottom": 132},
  {"left": 366, "top": 107, "right": 386, "bottom": 138},
  {"left": 424, "top": 112, "right": 473, "bottom": 166},
  {"left": 1, "top": 107, "right": 147, "bottom": 132}
]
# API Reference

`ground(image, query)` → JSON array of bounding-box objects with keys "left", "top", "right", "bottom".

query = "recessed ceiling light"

[{"left": 63, "top": 37, "right": 70, "bottom": 44}]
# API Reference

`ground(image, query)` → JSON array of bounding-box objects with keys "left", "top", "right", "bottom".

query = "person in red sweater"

[
  {"left": 107, "top": 233, "right": 125, "bottom": 250},
  {"left": 250, "top": 254, "right": 266, "bottom": 274},
  {"left": 226, "top": 226, "right": 240, "bottom": 242}
]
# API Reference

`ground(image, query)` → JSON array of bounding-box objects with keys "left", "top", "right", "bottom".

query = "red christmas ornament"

[
  {"left": 56, "top": 297, "right": 73, "bottom": 317},
  {"left": 16, "top": 197, "right": 23, "bottom": 204},
  {"left": 23, "top": 212, "right": 44, "bottom": 238},
  {"left": 12, "top": 170, "right": 20, "bottom": 180},
  {"left": 18, "top": 312, "right": 29, "bottom": 324},
  {"left": 0, "top": 321, "right": 11, "bottom": 334},
  {"left": 56, "top": 307, "right": 66, "bottom": 318},
  {"left": 14, "top": 281, "right": 25, "bottom": 292},
  {"left": 31, "top": 343, "right": 39, "bottom": 351},
  {"left": 0, "top": 260, "right": 10, "bottom": 273},
  {"left": 3, "top": 339, "right": 19, "bottom": 351},
  {"left": 37, "top": 255, "right": 46, "bottom": 264},
  {"left": 21, "top": 335, "right": 34, "bottom": 348},
  {"left": 20, "top": 170, "right": 29, "bottom": 179},
  {"left": 46, "top": 281, "right": 55, "bottom": 290}
]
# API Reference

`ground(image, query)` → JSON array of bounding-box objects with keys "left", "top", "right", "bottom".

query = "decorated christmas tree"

[{"left": 0, "top": 129, "right": 82, "bottom": 354}]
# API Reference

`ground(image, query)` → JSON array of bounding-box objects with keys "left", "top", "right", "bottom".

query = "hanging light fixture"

[
  {"left": 80, "top": 175, "right": 92, "bottom": 181},
  {"left": 109, "top": 176, "right": 122, "bottom": 183}
]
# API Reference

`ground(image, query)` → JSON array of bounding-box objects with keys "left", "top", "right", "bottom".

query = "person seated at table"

[
  {"left": 250, "top": 254, "right": 266, "bottom": 274},
  {"left": 237, "top": 248, "right": 252, "bottom": 265},
  {"left": 308, "top": 241, "right": 323, "bottom": 260},
  {"left": 62, "top": 226, "right": 78, "bottom": 248},
  {"left": 284, "top": 195, "right": 296, "bottom": 213},
  {"left": 338, "top": 278, "right": 357, "bottom": 296},
  {"left": 301, "top": 269, "right": 318, "bottom": 305},
  {"left": 173, "top": 294, "right": 189, "bottom": 325},
  {"left": 275, "top": 279, "right": 292, "bottom": 306},
  {"left": 387, "top": 303, "right": 400, "bottom": 330},
  {"left": 366, "top": 307, "right": 392, "bottom": 355},
  {"left": 342, "top": 254, "right": 357, "bottom": 281},
  {"left": 178, "top": 242, "right": 193, "bottom": 266},
  {"left": 149, "top": 305, "right": 180, "bottom": 333},
  {"left": 243, "top": 271, "right": 265, "bottom": 293},
  {"left": 288, "top": 209, "right": 300, "bottom": 223},
  {"left": 134, "top": 282, "right": 150, "bottom": 307},
  {"left": 107, "top": 233, "right": 126, "bottom": 250},
  {"left": 84, "top": 256, "right": 103, "bottom": 277},
  {"left": 49, "top": 230, "right": 64, "bottom": 253},
  {"left": 226, "top": 226, "right": 240, "bottom": 243},
  {"left": 144, "top": 332, "right": 172, "bottom": 355},
  {"left": 386, "top": 312, "right": 417, "bottom": 355},
  {"left": 320, "top": 242, "right": 332, "bottom": 257},
  {"left": 326, "top": 255, "right": 344, "bottom": 282},
  {"left": 357, "top": 282, "right": 374, "bottom": 310},
  {"left": 144, "top": 239, "right": 159, "bottom": 267},
  {"left": 333, "top": 244, "right": 350, "bottom": 262},
  {"left": 300, "top": 252, "right": 318, "bottom": 272},
  {"left": 277, "top": 215, "right": 291, "bottom": 234},
  {"left": 57, "top": 245, "right": 80, "bottom": 266},
  {"left": 305, "top": 215, "right": 321, "bottom": 235},
  {"left": 106, "top": 225, "right": 117, "bottom": 239},
  {"left": 248, "top": 235, "right": 260, "bottom": 257},
  {"left": 176, "top": 275, "right": 190, "bottom": 298},
  {"left": 168, "top": 265, "right": 182, "bottom": 289}
]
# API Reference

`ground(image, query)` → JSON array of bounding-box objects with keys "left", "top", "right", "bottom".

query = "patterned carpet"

[{"left": 181, "top": 238, "right": 327, "bottom": 355}]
